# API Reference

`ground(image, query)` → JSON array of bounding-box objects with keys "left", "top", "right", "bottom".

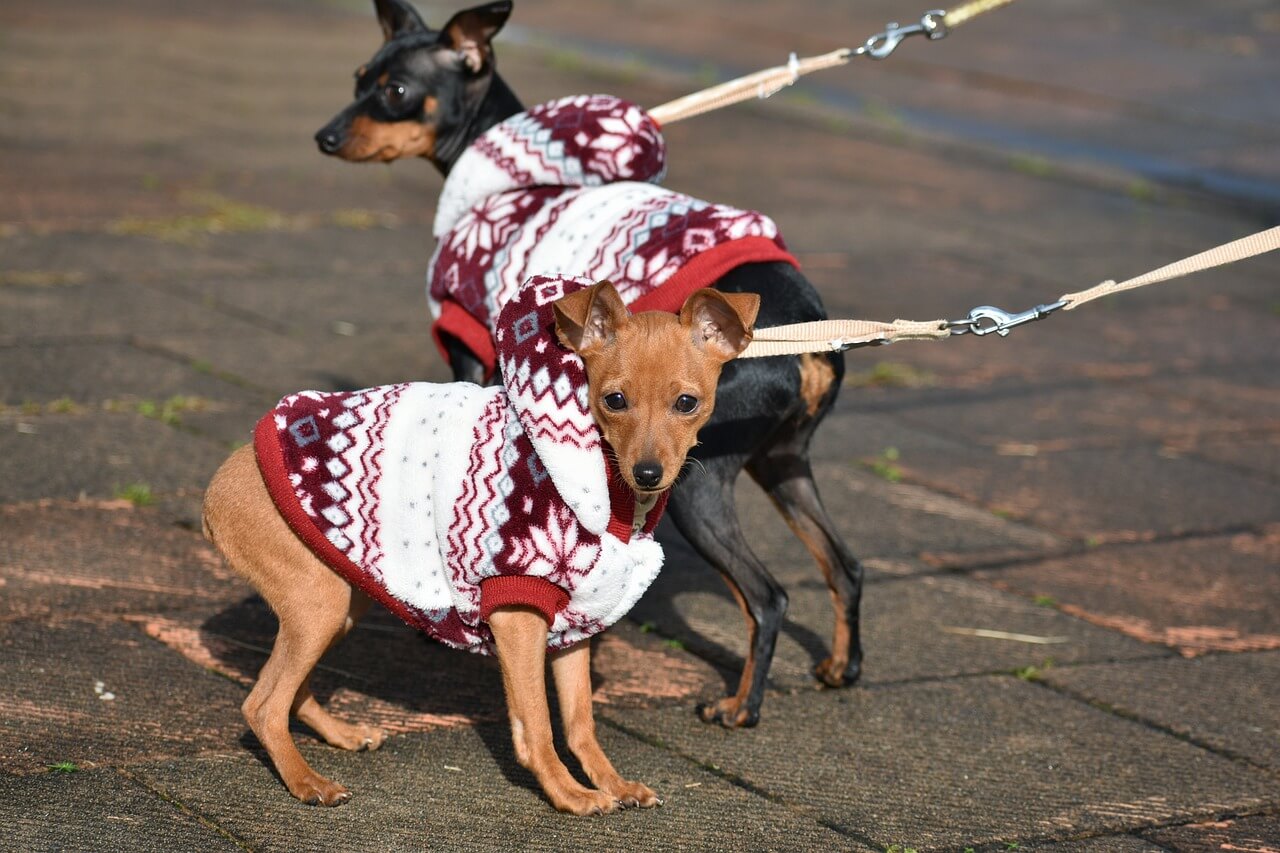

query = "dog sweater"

[
  {"left": 428, "top": 94, "right": 798, "bottom": 377},
  {"left": 254, "top": 276, "right": 668, "bottom": 654}
]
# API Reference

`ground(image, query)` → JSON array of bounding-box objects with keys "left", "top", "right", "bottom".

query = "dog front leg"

[
  {"left": 549, "top": 641, "right": 661, "bottom": 808},
  {"left": 488, "top": 607, "right": 620, "bottom": 815}
]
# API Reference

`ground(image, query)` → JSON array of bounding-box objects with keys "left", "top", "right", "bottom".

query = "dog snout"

[
  {"left": 315, "top": 126, "right": 344, "bottom": 155},
  {"left": 632, "top": 462, "right": 663, "bottom": 490}
]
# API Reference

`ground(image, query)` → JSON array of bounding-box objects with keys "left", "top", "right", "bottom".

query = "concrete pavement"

[{"left": 1, "top": 0, "right": 1277, "bottom": 850}]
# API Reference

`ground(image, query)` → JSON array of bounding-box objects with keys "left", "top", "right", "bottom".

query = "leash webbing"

[
  {"left": 1057, "top": 225, "right": 1280, "bottom": 311},
  {"left": 648, "top": 0, "right": 1017, "bottom": 126},
  {"left": 738, "top": 225, "right": 1280, "bottom": 359}
]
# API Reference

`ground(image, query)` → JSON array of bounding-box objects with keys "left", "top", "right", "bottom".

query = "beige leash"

[
  {"left": 649, "top": 0, "right": 1020, "bottom": 127},
  {"left": 739, "top": 225, "right": 1280, "bottom": 358}
]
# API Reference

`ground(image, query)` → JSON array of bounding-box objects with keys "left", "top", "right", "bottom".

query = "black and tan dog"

[{"left": 314, "top": 0, "right": 862, "bottom": 727}]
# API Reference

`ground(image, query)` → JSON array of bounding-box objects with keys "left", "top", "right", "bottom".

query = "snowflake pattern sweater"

[
  {"left": 254, "top": 276, "right": 668, "bottom": 654},
  {"left": 427, "top": 94, "right": 798, "bottom": 377}
]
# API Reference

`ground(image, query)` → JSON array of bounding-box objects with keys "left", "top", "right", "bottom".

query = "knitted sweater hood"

[{"left": 255, "top": 276, "right": 667, "bottom": 653}]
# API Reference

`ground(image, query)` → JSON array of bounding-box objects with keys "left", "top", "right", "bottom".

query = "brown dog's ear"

[
  {"left": 374, "top": 0, "right": 429, "bottom": 41},
  {"left": 679, "top": 289, "right": 760, "bottom": 362},
  {"left": 554, "top": 281, "right": 629, "bottom": 356},
  {"left": 440, "top": 0, "right": 513, "bottom": 73}
]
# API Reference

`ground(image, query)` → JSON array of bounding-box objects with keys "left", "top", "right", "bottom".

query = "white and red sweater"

[
  {"left": 255, "top": 276, "right": 667, "bottom": 653},
  {"left": 427, "top": 94, "right": 797, "bottom": 378}
]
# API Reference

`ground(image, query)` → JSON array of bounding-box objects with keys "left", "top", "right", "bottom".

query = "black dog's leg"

[
  {"left": 665, "top": 456, "right": 787, "bottom": 728},
  {"left": 748, "top": 446, "right": 863, "bottom": 688},
  {"left": 443, "top": 332, "right": 493, "bottom": 386}
]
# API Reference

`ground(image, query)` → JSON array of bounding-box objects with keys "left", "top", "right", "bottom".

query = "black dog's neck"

[{"left": 436, "top": 74, "right": 523, "bottom": 174}]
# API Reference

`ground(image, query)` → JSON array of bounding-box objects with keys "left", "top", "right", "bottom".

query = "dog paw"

[
  {"left": 696, "top": 699, "right": 759, "bottom": 728},
  {"left": 290, "top": 774, "right": 351, "bottom": 807},
  {"left": 316, "top": 721, "right": 387, "bottom": 752},
  {"left": 552, "top": 788, "right": 621, "bottom": 817},
  {"left": 349, "top": 724, "right": 387, "bottom": 752},
  {"left": 814, "top": 656, "right": 861, "bottom": 688},
  {"left": 601, "top": 778, "right": 662, "bottom": 809}
]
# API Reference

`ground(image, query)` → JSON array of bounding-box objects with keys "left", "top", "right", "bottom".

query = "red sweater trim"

[
  {"left": 629, "top": 237, "right": 798, "bottom": 314},
  {"left": 432, "top": 300, "right": 498, "bottom": 382},
  {"left": 603, "top": 450, "right": 671, "bottom": 541},
  {"left": 253, "top": 414, "right": 450, "bottom": 635},
  {"left": 479, "top": 575, "right": 570, "bottom": 626}
]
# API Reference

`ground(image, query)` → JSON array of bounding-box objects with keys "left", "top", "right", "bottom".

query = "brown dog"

[{"left": 203, "top": 282, "right": 758, "bottom": 815}]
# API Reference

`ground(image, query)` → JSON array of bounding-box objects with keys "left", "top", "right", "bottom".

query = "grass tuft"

[
  {"left": 867, "top": 447, "right": 903, "bottom": 483},
  {"left": 115, "top": 483, "right": 155, "bottom": 507},
  {"left": 846, "top": 361, "right": 936, "bottom": 389}
]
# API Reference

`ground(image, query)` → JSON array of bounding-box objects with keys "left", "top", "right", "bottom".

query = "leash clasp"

[
  {"left": 855, "top": 10, "right": 949, "bottom": 60},
  {"left": 947, "top": 300, "right": 1067, "bottom": 337}
]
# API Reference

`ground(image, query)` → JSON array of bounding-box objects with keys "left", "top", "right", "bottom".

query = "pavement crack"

[
  {"left": 1025, "top": 676, "right": 1280, "bottom": 778},
  {"left": 115, "top": 767, "right": 256, "bottom": 851}
]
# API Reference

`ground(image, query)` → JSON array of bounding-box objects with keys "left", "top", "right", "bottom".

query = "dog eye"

[
  {"left": 674, "top": 394, "right": 699, "bottom": 414},
  {"left": 383, "top": 83, "right": 407, "bottom": 108},
  {"left": 603, "top": 392, "right": 628, "bottom": 411}
]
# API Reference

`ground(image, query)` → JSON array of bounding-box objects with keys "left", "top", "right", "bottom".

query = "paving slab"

[
  {"left": 833, "top": 408, "right": 1280, "bottom": 542},
  {"left": 632, "top": 568, "right": 1160, "bottom": 694},
  {"left": 699, "top": 456, "right": 1063, "bottom": 580},
  {"left": 1042, "top": 651, "right": 1280, "bottom": 770},
  {"left": 0, "top": 341, "right": 267, "bottom": 414},
  {"left": 0, "top": 412, "right": 228, "bottom": 502},
  {"left": 606, "top": 678, "right": 1276, "bottom": 851},
  {"left": 0, "top": 767, "right": 240, "bottom": 852},
  {"left": 977, "top": 532, "right": 1280, "bottom": 656},
  {"left": 1143, "top": 814, "right": 1280, "bottom": 852},
  {"left": 148, "top": 325, "right": 453, "bottom": 400},
  {"left": 883, "top": 381, "right": 1274, "bottom": 462},
  {"left": 0, "top": 502, "right": 240, "bottom": 622},
  {"left": 0, "top": 617, "right": 249, "bottom": 774},
  {"left": 131, "top": 723, "right": 867, "bottom": 852},
  {"left": 0, "top": 274, "right": 260, "bottom": 343}
]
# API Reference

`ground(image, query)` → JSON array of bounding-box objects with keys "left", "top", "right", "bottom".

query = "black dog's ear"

[
  {"left": 440, "top": 1, "right": 512, "bottom": 73},
  {"left": 374, "top": 0, "right": 428, "bottom": 41}
]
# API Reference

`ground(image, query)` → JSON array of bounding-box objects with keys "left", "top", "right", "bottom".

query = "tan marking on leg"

[{"left": 798, "top": 353, "right": 836, "bottom": 417}]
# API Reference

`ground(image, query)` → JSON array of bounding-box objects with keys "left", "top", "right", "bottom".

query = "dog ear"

[
  {"left": 679, "top": 289, "right": 760, "bottom": 362},
  {"left": 554, "top": 281, "right": 629, "bottom": 356},
  {"left": 374, "top": 0, "right": 429, "bottom": 41},
  {"left": 440, "top": 0, "right": 513, "bottom": 73}
]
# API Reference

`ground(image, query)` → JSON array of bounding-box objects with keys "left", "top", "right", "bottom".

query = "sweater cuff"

[{"left": 479, "top": 575, "right": 570, "bottom": 627}]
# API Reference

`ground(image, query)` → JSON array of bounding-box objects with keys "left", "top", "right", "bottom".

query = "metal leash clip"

[
  {"left": 853, "top": 9, "right": 949, "bottom": 60},
  {"left": 947, "top": 300, "right": 1068, "bottom": 337}
]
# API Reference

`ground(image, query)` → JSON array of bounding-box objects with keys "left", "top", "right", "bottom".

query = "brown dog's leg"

[
  {"left": 290, "top": 588, "right": 385, "bottom": 752},
  {"left": 549, "top": 642, "right": 660, "bottom": 808},
  {"left": 204, "top": 446, "right": 384, "bottom": 806},
  {"left": 488, "top": 607, "right": 619, "bottom": 815}
]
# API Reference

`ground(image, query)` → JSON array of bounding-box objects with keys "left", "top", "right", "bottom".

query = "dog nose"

[
  {"left": 632, "top": 462, "right": 663, "bottom": 490},
  {"left": 315, "top": 127, "right": 343, "bottom": 154}
]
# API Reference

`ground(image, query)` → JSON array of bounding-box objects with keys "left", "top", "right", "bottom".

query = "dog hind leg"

[
  {"left": 203, "top": 446, "right": 381, "bottom": 806},
  {"left": 748, "top": 448, "right": 863, "bottom": 688}
]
